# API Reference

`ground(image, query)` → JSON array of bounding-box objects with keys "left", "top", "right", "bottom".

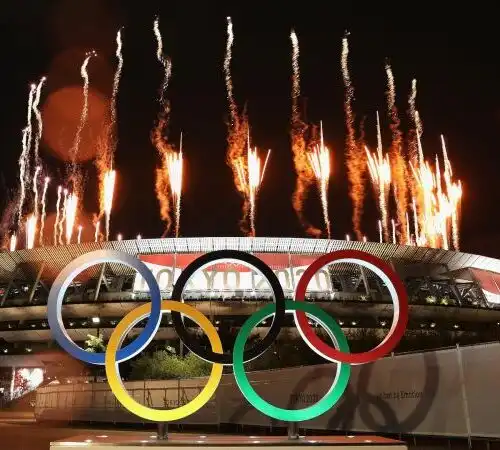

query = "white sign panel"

[{"left": 133, "top": 261, "right": 333, "bottom": 293}]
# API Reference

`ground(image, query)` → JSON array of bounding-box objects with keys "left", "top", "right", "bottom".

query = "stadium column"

[
  {"left": 94, "top": 263, "right": 107, "bottom": 301},
  {"left": 28, "top": 262, "right": 45, "bottom": 304}
]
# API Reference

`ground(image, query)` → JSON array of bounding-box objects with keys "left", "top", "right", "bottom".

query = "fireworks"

[
  {"left": 65, "top": 193, "right": 78, "bottom": 244},
  {"left": 26, "top": 215, "right": 37, "bottom": 249},
  {"left": 3, "top": 26, "right": 467, "bottom": 252},
  {"left": 95, "top": 221, "right": 100, "bottom": 243},
  {"left": 32, "top": 77, "right": 46, "bottom": 165},
  {"left": 366, "top": 112, "right": 391, "bottom": 242},
  {"left": 224, "top": 17, "right": 254, "bottom": 235},
  {"left": 17, "top": 84, "right": 36, "bottom": 228},
  {"left": 166, "top": 139, "right": 183, "bottom": 238},
  {"left": 385, "top": 62, "right": 408, "bottom": 244},
  {"left": 54, "top": 186, "right": 62, "bottom": 246},
  {"left": 39, "top": 176, "right": 49, "bottom": 246},
  {"left": 152, "top": 16, "right": 182, "bottom": 238},
  {"left": 110, "top": 29, "right": 124, "bottom": 137},
  {"left": 342, "top": 34, "right": 366, "bottom": 240},
  {"left": 103, "top": 170, "right": 116, "bottom": 241},
  {"left": 289, "top": 29, "right": 321, "bottom": 238},
  {"left": 69, "top": 51, "right": 95, "bottom": 195},
  {"left": 9, "top": 234, "right": 17, "bottom": 252},
  {"left": 307, "top": 123, "right": 332, "bottom": 238}
]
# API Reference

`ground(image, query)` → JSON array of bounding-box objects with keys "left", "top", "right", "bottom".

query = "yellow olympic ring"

[{"left": 105, "top": 300, "right": 223, "bottom": 421}]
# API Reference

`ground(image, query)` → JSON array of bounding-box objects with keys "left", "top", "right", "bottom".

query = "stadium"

[{"left": 2, "top": 236, "right": 500, "bottom": 392}]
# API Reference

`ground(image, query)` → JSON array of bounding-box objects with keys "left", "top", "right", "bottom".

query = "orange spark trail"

[
  {"left": 70, "top": 52, "right": 95, "bottom": 195},
  {"left": 77, "top": 225, "right": 83, "bottom": 244},
  {"left": 96, "top": 29, "right": 123, "bottom": 236},
  {"left": 39, "top": 176, "right": 49, "bottom": 246},
  {"left": 440, "top": 135, "right": 462, "bottom": 249},
  {"left": 18, "top": 84, "right": 36, "bottom": 228},
  {"left": 32, "top": 77, "right": 46, "bottom": 165},
  {"left": 110, "top": 29, "right": 123, "bottom": 140},
  {"left": 9, "top": 234, "right": 17, "bottom": 252},
  {"left": 58, "top": 189, "right": 68, "bottom": 246},
  {"left": 26, "top": 215, "right": 37, "bottom": 249},
  {"left": 289, "top": 29, "right": 321, "bottom": 238},
  {"left": 224, "top": 17, "right": 253, "bottom": 235},
  {"left": 342, "top": 34, "right": 366, "bottom": 240},
  {"left": 166, "top": 136, "right": 183, "bottom": 238},
  {"left": 391, "top": 218, "right": 396, "bottom": 244},
  {"left": 103, "top": 170, "right": 116, "bottom": 241},
  {"left": 32, "top": 166, "right": 41, "bottom": 220},
  {"left": 385, "top": 62, "right": 408, "bottom": 244},
  {"left": 94, "top": 221, "right": 100, "bottom": 243},
  {"left": 378, "top": 219, "right": 383, "bottom": 243},
  {"left": 307, "top": 123, "right": 332, "bottom": 238},
  {"left": 366, "top": 112, "right": 391, "bottom": 242},
  {"left": 65, "top": 193, "right": 78, "bottom": 244},
  {"left": 54, "top": 186, "right": 62, "bottom": 245},
  {"left": 152, "top": 16, "right": 180, "bottom": 237}
]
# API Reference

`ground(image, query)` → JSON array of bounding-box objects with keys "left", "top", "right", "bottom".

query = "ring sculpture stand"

[{"left": 47, "top": 250, "right": 409, "bottom": 450}]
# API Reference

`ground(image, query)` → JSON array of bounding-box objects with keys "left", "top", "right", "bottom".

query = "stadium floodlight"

[{"left": 92, "top": 316, "right": 100, "bottom": 324}]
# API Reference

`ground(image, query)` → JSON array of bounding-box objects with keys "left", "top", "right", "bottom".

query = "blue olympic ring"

[{"left": 47, "top": 250, "right": 162, "bottom": 365}]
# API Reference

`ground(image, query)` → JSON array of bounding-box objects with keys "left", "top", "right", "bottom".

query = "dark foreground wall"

[{"left": 34, "top": 342, "right": 500, "bottom": 438}]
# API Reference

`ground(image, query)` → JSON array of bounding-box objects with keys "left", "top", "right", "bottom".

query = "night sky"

[{"left": 1, "top": 2, "right": 499, "bottom": 258}]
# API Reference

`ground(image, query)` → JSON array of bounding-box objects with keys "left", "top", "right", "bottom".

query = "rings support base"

[{"left": 50, "top": 433, "right": 407, "bottom": 450}]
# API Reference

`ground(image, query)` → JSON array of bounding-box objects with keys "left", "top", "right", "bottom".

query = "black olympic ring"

[{"left": 171, "top": 250, "right": 286, "bottom": 365}]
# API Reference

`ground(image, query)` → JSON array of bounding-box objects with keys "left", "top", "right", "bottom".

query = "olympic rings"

[
  {"left": 47, "top": 247, "right": 409, "bottom": 423},
  {"left": 233, "top": 300, "right": 350, "bottom": 422},
  {"left": 106, "top": 301, "right": 223, "bottom": 421},
  {"left": 171, "top": 250, "right": 286, "bottom": 365},
  {"left": 47, "top": 250, "right": 162, "bottom": 365},
  {"left": 294, "top": 249, "right": 409, "bottom": 365}
]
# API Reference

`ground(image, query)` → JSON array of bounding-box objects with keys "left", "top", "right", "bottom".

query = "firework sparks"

[
  {"left": 342, "top": 34, "right": 366, "bottom": 240},
  {"left": 103, "top": 170, "right": 116, "bottom": 241},
  {"left": 224, "top": 17, "right": 253, "bottom": 235},
  {"left": 307, "top": 123, "right": 332, "bottom": 238},
  {"left": 366, "top": 112, "right": 391, "bottom": 242},
  {"left": 166, "top": 138, "right": 183, "bottom": 238},
  {"left": 94, "top": 221, "right": 100, "bottom": 243},
  {"left": 70, "top": 51, "right": 95, "bottom": 194},
  {"left": 110, "top": 28, "right": 124, "bottom": 137},
  {"left": 289, "top": 29, "right": 321, "bottom": 238},
  {"left": 378, "top": 219, "right": 383, "bottom": 243},
  {"left": 65, "top": 193, "right": 78, "bottom": 244},
  {"left": 391, "top": 218, "right": 396, "bottom": 244},
  {"left": 152, "top": 16, "right": 179, "bottom": 237},
  {"left": 9, "top": 234, "right": 17, "bottom": 252},
  {"left": 441, "top": 135, "right": 462, "bottom": 250},
  {"left": 58, "top": 189, "right": 68, "bottom": 245},
  {"left": 18, "top": 84, "right": 36, "bottom": 228},
  {"left": 96, "top": 29, "right": 123, "bottom": 239},
  {"left": 54, "top": 186, "right": 62, "bottom": 245},
  {"left": 26, "top": 215, "right": 37, "bottom": 249},
  {"left": 153, "top": 17, "right": 172, "bottom": 105},
  {"left": 39, "top": 176, "right": 49, "bottom": 246},
  {"left": 32, "top": 166, "right": 41, "bottom": 221},
  {"left": 77, "top": 225, "right": 83, "bottom": 244},
  {"left": 117, "top": 233, "right": 122, "bottom": 241},
  {"left": 385, "top": 62, "right": 408, "bottom": 244},
  {"left": 32, "top": 77, "right": 46, "bottom": 165}
]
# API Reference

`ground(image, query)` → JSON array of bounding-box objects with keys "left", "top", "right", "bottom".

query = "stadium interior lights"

[{"left": 92, "top": 316, "right": 100, "bottom": 324}]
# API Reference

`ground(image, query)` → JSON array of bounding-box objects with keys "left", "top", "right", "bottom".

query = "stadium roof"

[{"left": 1, "top": 237, "right": 499, "bottom": 283}]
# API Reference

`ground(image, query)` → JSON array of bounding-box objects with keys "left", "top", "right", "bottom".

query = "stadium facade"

[{"left": 1, "top": 236, "right": 500, "bottom": 395}]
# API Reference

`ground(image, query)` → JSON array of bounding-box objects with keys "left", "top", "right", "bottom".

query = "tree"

[
  {"left": 84, "top": 333, "right": 106, "bottom": 353},
  {"left": 129, "top": 346, "right": 211, "bottom": 381}
]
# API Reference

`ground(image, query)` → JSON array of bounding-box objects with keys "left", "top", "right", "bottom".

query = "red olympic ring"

[{"left": 294, "top": 249, "right": 408, "bottom": 365}]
